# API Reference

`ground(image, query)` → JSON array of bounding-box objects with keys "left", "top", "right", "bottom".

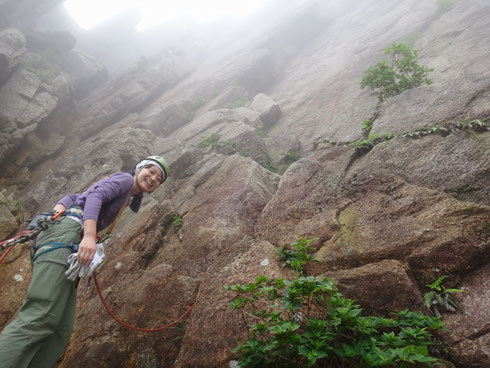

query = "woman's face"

[{"left": 137, "top": 165, "right": 162, "bottom": 192}]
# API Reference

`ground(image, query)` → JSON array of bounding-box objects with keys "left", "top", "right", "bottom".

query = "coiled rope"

[{"left": 93, "top": 273, "right": 195, "bottom": 332}]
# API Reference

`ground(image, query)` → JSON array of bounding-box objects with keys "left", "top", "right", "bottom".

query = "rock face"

[
  {"left": 0, "top": 28, "right": 26, "bottom": 85},
  {"left": 0, "top": 1, "right": 489, "bottom": 368}
]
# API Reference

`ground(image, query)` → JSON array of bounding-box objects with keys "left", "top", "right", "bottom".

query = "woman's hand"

[
  {"left": 78, "top": 236, "right": 96, "bottom": 266},
  {"left": 52, "top": 203, "right": 66, "bottom": 213},
  {"left": 78, "top": 219, "right": 97, "bottom": 267}
]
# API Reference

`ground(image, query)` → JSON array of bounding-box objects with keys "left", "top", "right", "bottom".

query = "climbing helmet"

[{"left": 138, "top": 155, "right": 170, "bottom": 183}]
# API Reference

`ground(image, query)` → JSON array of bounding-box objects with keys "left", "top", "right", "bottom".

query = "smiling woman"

[{"left": 64, "top": 0, "right": 267, "bottom": 31}]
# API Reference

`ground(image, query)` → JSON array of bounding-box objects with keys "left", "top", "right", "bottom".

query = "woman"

[{"left": 0, "top": 155, "right": 170, "bottom": 368}]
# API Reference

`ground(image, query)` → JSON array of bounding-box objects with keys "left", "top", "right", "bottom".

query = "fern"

[
  {"left": 424, "top": 276, "right": 464, "bottom": 317},
  {"left": 425, "top": 276, "right": 448, "bottom": 292}
]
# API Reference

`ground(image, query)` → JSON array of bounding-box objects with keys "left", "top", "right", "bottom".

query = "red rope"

[
  {"left": 0, "top": 245, "right": 14, "bottom": 263},
  {"left": 93, "top": 272, "right": 195, "bottom": 332},
  {"left": 0, "top": 231, "right": 31, "bottom": 264}
]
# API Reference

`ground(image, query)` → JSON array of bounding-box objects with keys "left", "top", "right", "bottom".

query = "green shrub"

[
  {"left": 227, "top": 237, "right": 447, "bottom": 367},
  {"left": 362, "top": 118, "right": 374, "bottom": 132},
  {"left": 278, "top": 236, "right": 319, "bottom": 276},
  {"left": 360, "top": 43, "right": 433, "bottom": 103},
  {"left": 199, "top": 132, "right": 220, "bottom": 148},
  {"left": 172, "top": 212, "right": 183, "bottom": 231}
]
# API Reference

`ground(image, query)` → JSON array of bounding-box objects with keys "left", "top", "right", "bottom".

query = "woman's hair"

[{"left": 128, "top": 169, "right": 143, "bottom": 213}]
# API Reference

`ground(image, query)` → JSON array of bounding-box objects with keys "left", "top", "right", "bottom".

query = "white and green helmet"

[{"left": 136, "top": 155, "right": 170, "bottom": 183}]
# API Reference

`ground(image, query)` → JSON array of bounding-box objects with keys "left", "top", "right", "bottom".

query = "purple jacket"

[{"left": 57, "top": 172, "right": 134, "bottom": 231}]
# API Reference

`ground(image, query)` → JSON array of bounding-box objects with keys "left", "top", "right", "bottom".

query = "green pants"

[{"left": 0, "top": 216, "right": 82, "bottom": 368}]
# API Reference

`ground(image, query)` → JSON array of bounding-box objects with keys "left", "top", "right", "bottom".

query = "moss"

[
  {"left": 199, "top": 132, "right": 220, "bottom": 148},
  {"left": 337, "top": 207, "right": 360, "bottom": 250}
]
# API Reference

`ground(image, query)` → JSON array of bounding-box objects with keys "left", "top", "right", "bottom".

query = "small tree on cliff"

[{"left": 361, "top": 43, "right": 433, "bottom": 103}]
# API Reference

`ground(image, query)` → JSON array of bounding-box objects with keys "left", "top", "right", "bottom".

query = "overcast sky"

[{"left": 64, "top": 0, "right": 268, "bottom": 31}]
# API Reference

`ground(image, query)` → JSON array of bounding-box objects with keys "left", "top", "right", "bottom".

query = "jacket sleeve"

[
  {"left": 82, "top": 173, "right": 133, "bottom": 222},
  {"left": 57, "top": 194, "right": 78, "bottom": 209}
]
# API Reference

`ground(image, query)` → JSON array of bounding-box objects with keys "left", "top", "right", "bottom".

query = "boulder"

[
  {"left": 217, "top": 121, "right": 269, "bottom": 164},
  {"left": 256, "top": 146, "right": 358, "bottom": 245},
  {"left": 0, "top": 67, "right": 60, "bottom": 165},
  {"left": 249, "top": 93, "right": 282, "bottom": 127},
  {"left": 0, "top": 68, "right": 41, "bottom": 126},
  {"left": 451, "top": 334, "right": 490, "bottom": 368},
  {"left": 0, "top": 28, "right": 26, "bottom": 85},
  {"left": 315, "top": 177, "right": 490, "bottom": 277},
  {"left": 15, "top": 91, "right": 58, "bottom": 128},
  {"left": 323, "top": 260, "right": 425, "bottom": 316}
]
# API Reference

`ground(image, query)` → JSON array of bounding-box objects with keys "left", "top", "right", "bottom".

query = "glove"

[
  {"left": 78, "top": 243, "right": 105, "bottom": 278},
  {"left": 65, "top": 243, "right": 105, "bottom": 281},
  {"left": 65, "top": 253, "right": 82, "bottom": 281},
  {"left": 26, "top": 211, "right": 55, "bottom": 231}
]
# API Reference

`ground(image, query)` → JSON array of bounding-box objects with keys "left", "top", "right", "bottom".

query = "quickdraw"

[{"left": 0, "top": 211, "right": 65, "bottom": 255}]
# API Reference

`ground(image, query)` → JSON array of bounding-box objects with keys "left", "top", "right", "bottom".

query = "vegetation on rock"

[
  {"left": 359, "top": 43, "right": 433, "bottom": 134},
  {"left": 199, "top": 132, "right": 221, "bottom": 148},
  {"left": 360, "top": 43, "right": 433, "bottom": 103},
  {"left": 172, "top": 212, "right": 183, "bottom": 231},
  {"left": 227, "top": 237, "right": 447, "bottom": 367},
  {"left": 423, "top": 276, "right": 464, "bottom": 318}
]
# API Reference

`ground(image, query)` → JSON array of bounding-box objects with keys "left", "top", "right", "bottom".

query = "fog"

[{"left": 36, "top": 0, "right": 287, "bottom": 74}]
